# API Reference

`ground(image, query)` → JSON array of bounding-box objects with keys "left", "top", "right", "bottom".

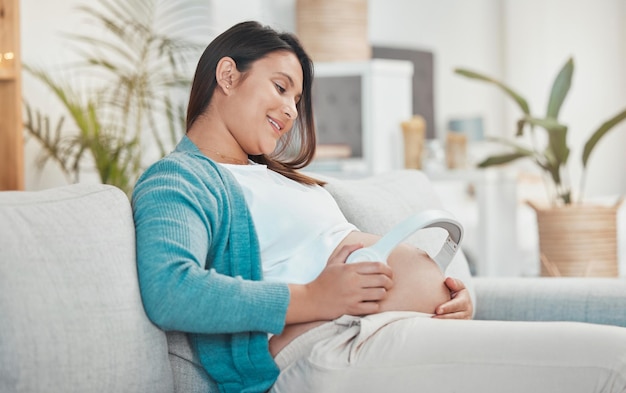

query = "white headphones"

[{"left": 345, "top": 209, "right": 464, "bottom": 272}]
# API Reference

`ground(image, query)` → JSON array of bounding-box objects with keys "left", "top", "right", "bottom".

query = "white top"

[{"left": 220, "top": 162, "right": 357, "bottom": 284}]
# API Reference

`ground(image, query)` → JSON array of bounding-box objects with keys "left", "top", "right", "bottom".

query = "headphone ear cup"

[{"left": 345, "top": 248, "right": 385, "bottom": 264}]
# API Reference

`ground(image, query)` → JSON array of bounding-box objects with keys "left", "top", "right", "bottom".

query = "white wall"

[
  {"left": 504, "top": 0, "right": 626, "bottom": 200},
  {"left": 369, "top": 0, "right": 506, "bottom": 141},
  {"left": 210, "top": 0, "right": 295, "bottom": 33}
]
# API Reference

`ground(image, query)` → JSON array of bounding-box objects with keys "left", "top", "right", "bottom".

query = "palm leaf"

[
  {"left": 64, "top": 35, "right": 138, "bottom": 66},
  {"left": 154, "top": 0, "right": 209, "bottom": 37},
  {"left": 23, "top": 0, "right": 201, "bottom": 193},
  {"left": 24, "top": 65, "right": 102, "bottom": 139},
  {"left": 23, "top": 103, "right": 74, "bottom": 178}
]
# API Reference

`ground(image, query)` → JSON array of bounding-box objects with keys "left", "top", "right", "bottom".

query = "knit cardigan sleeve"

[{"left": 132, "top": 154, "right": 290, "bottom": 335}]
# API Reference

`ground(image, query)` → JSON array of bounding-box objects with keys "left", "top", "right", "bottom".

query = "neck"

[
  {"left": 186, "top": 116, "right": 249, "bottom": 165},
  {"left": 196, "top": 146, "right": 249, "bottom": 165}
]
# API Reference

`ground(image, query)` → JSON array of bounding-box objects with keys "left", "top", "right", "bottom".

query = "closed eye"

[{"left": 274, "top": 83, "right": 286, "bottom": 94}]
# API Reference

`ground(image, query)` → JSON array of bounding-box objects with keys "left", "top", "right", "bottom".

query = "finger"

[
  {"left": 352, "top": 300, "right": 381, "bottom": 316},
  {"left": 444, "top": 276, "right": 465, "bottom": 292},
  {"left": 360, "top": 272, "right": 394, "bottom": 291},
  {"left": 432, "top": 310, "right": 471, "bottom": 320},
  {"left": 435, "top": 293, "right": 469, "bottom": 315},
  {"left": 329, "top": 243, "right": 364, "bottom": 265},
  {"left": 361, "top": 287, "right": 388, "bottom": 302},
  {"left": 353, "top": 261, "right": 394, "bottom": 279}
]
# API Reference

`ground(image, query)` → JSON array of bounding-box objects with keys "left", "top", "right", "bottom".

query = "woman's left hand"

[{"left": 433, "top": 277, "right": 473, "bottom": 320}]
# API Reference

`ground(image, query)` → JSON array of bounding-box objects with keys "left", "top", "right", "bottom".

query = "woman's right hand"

[{"left": 308, "top": 243, "right": 394, "bottom": 320}]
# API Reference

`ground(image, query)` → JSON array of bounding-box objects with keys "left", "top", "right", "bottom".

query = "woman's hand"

[
  {"left": 286, "top": 243, "right": 394, "bottom": 324},
  {"left": 433, "top": 277, "right": 473, "bottom": 320},
  {"left": 314, "top": 243, "right": 395, "bottom": 317}
]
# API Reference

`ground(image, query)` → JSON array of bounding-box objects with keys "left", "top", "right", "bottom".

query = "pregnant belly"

[{"left": 269, "top": 231, "right": 451, "bottom": 357}]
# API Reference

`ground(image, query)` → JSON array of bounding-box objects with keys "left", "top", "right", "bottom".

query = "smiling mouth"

[{"left": 267, "top": 117, "right": 282, "bottom": 132}]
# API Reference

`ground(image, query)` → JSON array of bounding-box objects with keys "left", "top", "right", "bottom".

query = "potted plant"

[
  {"left": 23, "top": 0, "right": 205, "bottom": 195},
  {"left": 455, "top": 57, "right": 626, "bottom": 276}
]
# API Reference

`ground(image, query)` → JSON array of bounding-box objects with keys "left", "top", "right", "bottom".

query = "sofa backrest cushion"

[
  {"left": 0, "top": 184, "right": 173, "bottom": 393},
  {"left": 323, "top": 169, "right": 476, "bottom": 308}
]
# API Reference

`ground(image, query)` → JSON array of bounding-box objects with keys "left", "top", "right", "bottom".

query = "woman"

[{"left": 132, "top": 21, "right": 626, "bottom": 393}]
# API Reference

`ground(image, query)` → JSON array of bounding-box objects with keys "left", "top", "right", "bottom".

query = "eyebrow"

[{"left": 275, "top": 72, "right": 295, "bottom": 87}]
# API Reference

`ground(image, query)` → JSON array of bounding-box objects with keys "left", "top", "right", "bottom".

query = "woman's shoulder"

[
  {"left": 132, "top": 151, "right": 236, "bottom": 205},
  {"left": 142, "top": 149, "right": 234, "bottom": 184}
]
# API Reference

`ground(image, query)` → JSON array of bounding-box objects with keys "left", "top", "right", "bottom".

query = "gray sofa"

[{"left": 1, "top": 169, "right": 625, "bottom": 393}]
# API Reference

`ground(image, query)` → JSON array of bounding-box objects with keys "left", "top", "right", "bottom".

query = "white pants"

[{"left": 271, "top": 311, "right": 626, "bottom": 393}]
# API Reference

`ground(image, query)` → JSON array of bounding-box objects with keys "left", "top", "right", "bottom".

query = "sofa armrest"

[{"left": 473, "top": 277, "right": 626, "bottom": 327}]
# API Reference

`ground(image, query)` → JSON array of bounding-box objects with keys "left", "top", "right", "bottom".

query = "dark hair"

[{"left": 186, "top": 21, "right": 322, "bottom": 185}]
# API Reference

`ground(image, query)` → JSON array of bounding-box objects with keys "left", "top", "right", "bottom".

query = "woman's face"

[{"left": 224, "top": 51, "right": 303, "bottom": 156}]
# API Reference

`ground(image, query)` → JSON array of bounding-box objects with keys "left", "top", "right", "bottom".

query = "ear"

[{"left": 216, "top": 57, "right": 239, "bottom": 95}]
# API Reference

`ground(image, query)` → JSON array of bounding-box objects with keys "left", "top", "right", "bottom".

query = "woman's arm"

[{"left": 133, "top": 159, "right": 290, "bottom": 335}]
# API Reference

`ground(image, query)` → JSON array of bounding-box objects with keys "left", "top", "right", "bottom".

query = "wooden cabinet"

[{"left": 0, "top": 0, "right": 23, "bottom": 190}]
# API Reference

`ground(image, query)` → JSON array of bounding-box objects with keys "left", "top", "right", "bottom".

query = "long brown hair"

[{"left": 186, "top": 21, "right": 322, "bottom": 185}]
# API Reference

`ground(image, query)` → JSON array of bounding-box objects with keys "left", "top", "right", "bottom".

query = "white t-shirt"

[{"left": 220, "top": 162, "right": 357, "bottom": 284}]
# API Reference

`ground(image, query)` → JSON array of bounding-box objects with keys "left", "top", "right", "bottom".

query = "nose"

[{"left": 284, "top": 100, "right": 298, "bottom": 120}]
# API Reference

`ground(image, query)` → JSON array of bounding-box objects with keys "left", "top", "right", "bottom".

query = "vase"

[
  {"left": 401, "top": 115, "right": 426, "bottom": 169},
  {"left": 528, "top": 200, "right": 623, "bottom": 277}
]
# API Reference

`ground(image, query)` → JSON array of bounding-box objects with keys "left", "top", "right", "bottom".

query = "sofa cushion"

[
  {"left": 0, "top": 184, "right": 173, "bottom": 393},
  {"left": 167, "top": 331, "right": 218, "bottom": 393},
  {"left": 323, "top": 169, "right": 476, "bottom": 307}
]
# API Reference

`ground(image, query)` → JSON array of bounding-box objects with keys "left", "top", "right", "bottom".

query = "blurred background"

[{"left": 12, "top": 0, "right": 626, "bottom": 277}]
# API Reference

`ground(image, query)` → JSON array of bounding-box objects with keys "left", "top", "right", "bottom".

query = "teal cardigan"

[{"left": 132, "top": 136, "right": 291, "bottom": 393}]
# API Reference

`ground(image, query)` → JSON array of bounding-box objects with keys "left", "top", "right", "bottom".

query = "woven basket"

[
  {"left": 296, "top": 0, "right": 371, "bottom": 62},
  {"left": 528, "top": 200, "right": 622, "bottom": 277}
]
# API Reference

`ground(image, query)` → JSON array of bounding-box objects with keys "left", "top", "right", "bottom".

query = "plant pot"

[{"left": 528, "top": 200, "right": 623, "bottom": 277}]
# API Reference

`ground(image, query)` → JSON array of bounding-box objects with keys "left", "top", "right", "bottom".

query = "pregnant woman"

[{"left": 132, "top": 20, "right": 626, "bottom": 393}]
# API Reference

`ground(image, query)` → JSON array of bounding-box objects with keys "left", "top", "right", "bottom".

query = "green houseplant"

[
  {"left": 455, "top": 57, "right": 626, "bottom": 206},
  {"left": 455, "top": 58, "right": 626, "bottom": 276},
  {"left": 23, "top": 0, "right": 205, "bottom": 195}
]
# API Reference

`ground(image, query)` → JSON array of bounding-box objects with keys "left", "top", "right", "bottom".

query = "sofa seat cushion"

[{"left": 0, "top": 184, "right": 173, "bottom": 393}]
